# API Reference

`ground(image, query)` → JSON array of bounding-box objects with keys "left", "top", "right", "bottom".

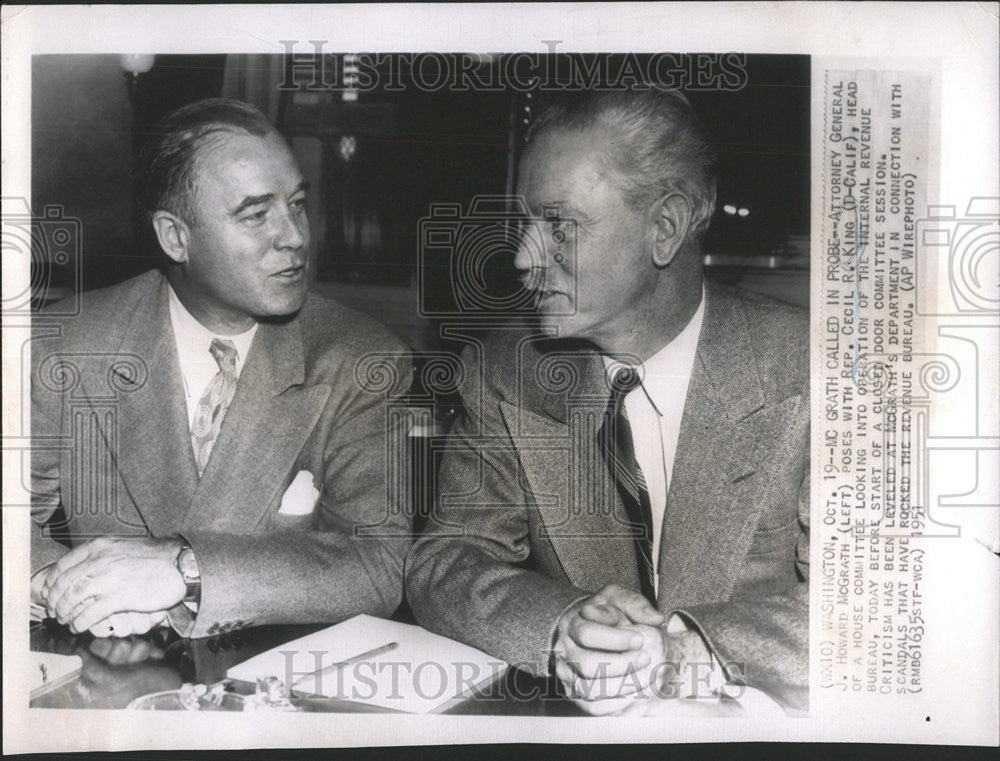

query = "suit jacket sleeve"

[
  {"left": 30, "top": 325, "right": 72, "bottom": 575},
  {"left": 181, "top": 351, "right": 414, "bottom": 635},
  {"left": 405, "top": 346, "right": 589, "bottom": 677},
  {"left": 672, "top": 436, "right": 810, "bottom": 713}
]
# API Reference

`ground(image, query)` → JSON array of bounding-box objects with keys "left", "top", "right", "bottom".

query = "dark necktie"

[
  {"left": 191, "top": 338, "right": 239, "bottom": 477},
  {"left": 599, "top": 366, "right": 656, "bottom": 603}
]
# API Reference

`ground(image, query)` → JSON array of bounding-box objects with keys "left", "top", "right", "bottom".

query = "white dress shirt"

[
  {"left": 603, "top": 287, "right": 705, "bottom": 594},
  {"left": 167, "top": 284, "right": 257, "bottom": 430}
]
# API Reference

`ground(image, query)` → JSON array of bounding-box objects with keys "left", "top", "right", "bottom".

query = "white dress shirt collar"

[
  {"left": 167, "top": 283, "right": 258, "bottom": 427},
  {"left": 602, "top": 286, "right": 706, "bottom": 410}
]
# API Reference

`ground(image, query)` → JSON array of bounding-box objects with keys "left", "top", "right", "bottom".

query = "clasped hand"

[
  {"left": 34, "top": 537, "right": 186, "bottom": 638},
  {"left": 553, "top": 584, "right": 674, "bottom": 715}
]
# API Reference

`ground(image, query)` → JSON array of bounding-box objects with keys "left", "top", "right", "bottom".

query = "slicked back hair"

[
  {"left": 527, "top": 89, "right": 717, "bottom": 240},
  {"left": 136, "top": 98, "right": 279, "bottom": 227}
]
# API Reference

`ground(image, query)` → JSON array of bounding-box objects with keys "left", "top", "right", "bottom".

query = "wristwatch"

[{"left": 175, "top": 543, "right": 202, "bottom": 605}]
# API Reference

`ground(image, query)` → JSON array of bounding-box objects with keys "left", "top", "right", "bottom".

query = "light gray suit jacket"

[
  {"left": 405, "top": 280, "right": 809, "bottom": 710},
  {"left": 31, "top": 270, "right": 412, "bottom": 637}
]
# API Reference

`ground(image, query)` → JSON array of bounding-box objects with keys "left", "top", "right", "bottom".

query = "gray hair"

[{"left": 527, "top": 90, "right": 717, "bottom": 239}]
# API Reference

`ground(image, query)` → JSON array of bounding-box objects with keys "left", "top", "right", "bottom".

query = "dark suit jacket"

[
  {"left": 31, "top": 270, "right": 413, "bottom": 637},
  {"left": 405, "top": 280, "right": 809, "bottom": 710}
]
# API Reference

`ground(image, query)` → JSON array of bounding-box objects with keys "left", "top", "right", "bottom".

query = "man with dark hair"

[
  {"left": 406, "top": 89, "right": 809, "bottom": 714},
  {"left": 32, "top": 98, "right": 412, "bottom": 639}
]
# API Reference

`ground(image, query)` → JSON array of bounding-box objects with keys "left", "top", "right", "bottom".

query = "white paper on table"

[{"left": 227, "top": 614, "right": 508, "bottom": 713}]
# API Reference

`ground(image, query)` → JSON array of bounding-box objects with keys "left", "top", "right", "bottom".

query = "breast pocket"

[{"left": 259, "top": 470, "right": 321, "bottom": 530}]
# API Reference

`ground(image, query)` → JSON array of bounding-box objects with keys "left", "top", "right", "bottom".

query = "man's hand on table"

[
  {"left": 552, "top": 584, "right": 665, "bottom": 715},
  {"left": 36, "top": 563, "right": 168, "bottom": 636},
  {"left": 39, "top": 537, "right": 186, "bottom": 635},
  {"left": 86, "top": 611, "right": 169, "bottom": 639},
  {"left": 552, "top": 583, "right": 724, "bottom": 716}
]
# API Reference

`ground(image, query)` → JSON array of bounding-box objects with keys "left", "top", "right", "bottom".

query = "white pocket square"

[{"left": 278, "top": 470, "right": 320, "bottom": 516}]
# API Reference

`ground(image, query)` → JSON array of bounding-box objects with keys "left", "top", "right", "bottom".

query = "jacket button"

[
  {"left": 219, "top": 622, "right": 231, "bottom": 634},
  {"left": 207, "top": 623, "right": 220, "bottom": 635},
  {"left": 232, "top": 620, "right": 243, "bottom": 630}
]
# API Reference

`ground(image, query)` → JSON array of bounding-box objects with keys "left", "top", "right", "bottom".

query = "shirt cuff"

[
  {"left": 665, "top": 613, "right": 785, "bottom": 716},
  {"left": 665, "top": 612, "right": 724, "bottom": 693}
]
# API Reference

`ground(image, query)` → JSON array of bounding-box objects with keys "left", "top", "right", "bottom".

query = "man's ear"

[
  {"left": 650, "top": 192, "right": 693, "bottom": 268},
  {"left": 151, "top": 211, "right": 191, "bottom": 265}
]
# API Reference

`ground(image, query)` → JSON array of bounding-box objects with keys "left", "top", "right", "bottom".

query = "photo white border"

[{"left": 3, "top": 2, "right": 997, "bottom": 752}]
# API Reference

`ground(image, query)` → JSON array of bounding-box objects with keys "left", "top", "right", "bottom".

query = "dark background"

[{"left": 32, "top": 53, "right": 810, "bottom": 351}]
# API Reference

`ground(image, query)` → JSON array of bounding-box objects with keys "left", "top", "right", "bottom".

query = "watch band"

[
  {"left": 176, "top": 544, "right": 202, "bottom": 605},
  {"left": 184, "top": 579, "right": 201, "bottom": 604}
]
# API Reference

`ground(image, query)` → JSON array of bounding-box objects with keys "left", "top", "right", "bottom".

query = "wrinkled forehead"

[{"left": 517, "top": 124, "right": 623, "bottom": 210}]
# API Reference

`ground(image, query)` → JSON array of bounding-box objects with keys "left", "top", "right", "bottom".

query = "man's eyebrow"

[
  {"left": 229, "top": 181, "right": 310, "bottom": 216},
  {"left": 230, "top": 193, "right": 275, "bottom": 216}
]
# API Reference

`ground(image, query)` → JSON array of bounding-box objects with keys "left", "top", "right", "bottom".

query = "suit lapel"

[
  {"left": 656, "top": 283, "right": 800, "bottom": 609},
  {"left": 500, "top": 282, "right": 802, "bottom": 604},
  {"left": 180, "top": 314, "right": 331, "bottom": 532},
  {"left": 501, "top": 350, "right": 642, "bottom": 594},
  {"left": 108, "top": 274, "right": 200, "bottom": 537}
]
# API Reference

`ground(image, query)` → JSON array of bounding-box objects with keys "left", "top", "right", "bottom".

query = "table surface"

[{"left": 29, "top": 619, "right": 586, "bottom": 716}]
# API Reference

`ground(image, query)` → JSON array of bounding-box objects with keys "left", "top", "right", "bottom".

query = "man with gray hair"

[{"left": 406, "top": 89, "right": 809, "bottom": 715}]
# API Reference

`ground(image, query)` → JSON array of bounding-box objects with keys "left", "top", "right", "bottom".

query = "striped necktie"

[
  {"left": 600, "top": 365, "right": 656, "bottom": 603},
  {"left": 191, "top": 338, "right": 238, "bottom": 477}
]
